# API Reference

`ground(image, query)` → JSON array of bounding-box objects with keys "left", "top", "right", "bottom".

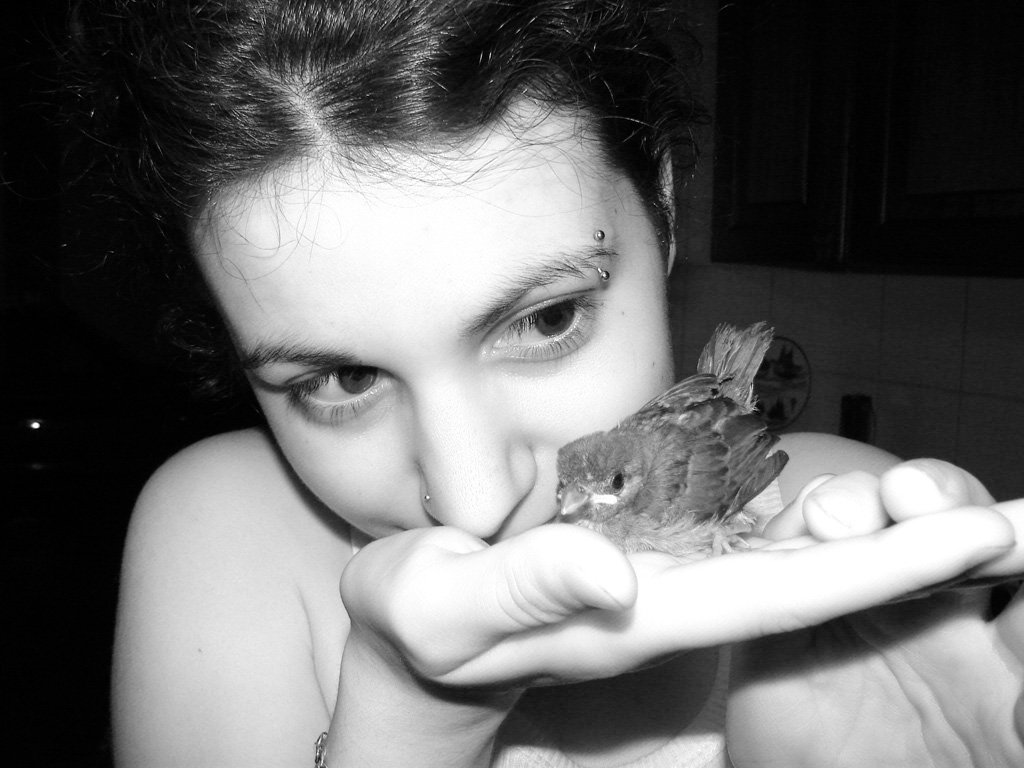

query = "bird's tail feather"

[{"left": 697, "top": 322, "right": 774, "bottom": 408}]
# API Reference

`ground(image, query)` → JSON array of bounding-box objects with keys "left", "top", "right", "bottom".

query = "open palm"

[{"left": 728, "top": 526, "right": 1024, "bottom": 767}]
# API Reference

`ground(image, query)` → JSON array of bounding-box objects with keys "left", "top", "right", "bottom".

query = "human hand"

[
  {"left": 341, "top": 461, "right": 1015, "bottom": 692},
  {"left": 334, "top": 463, "right": 1018, "bottom": 766},
  {"left": 332, "top": 523, "right": 644, "bottom": 766},
  {"left": 339, "top": 522, "right": 637, "bottom": 688},
  {"left": 728, "top": 459, "right": 1024, "bottom": 768}
]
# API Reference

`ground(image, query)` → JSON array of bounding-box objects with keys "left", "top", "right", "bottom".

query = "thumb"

[
  {"left": 425, "top": 524, "right": 637, "bottom": 687},
  {"left": 341, "top": 524, "right": 636, "bottom": 684},
  {"left": 479, "top": 523, "right": 637, "bottom": 632}
]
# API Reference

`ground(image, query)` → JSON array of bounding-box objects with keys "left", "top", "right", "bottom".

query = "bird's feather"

[{"left": 555, "top": 322, "right": 787, "bottom": 558}]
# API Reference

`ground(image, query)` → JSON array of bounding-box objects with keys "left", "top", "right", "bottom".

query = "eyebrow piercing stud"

[{"left": 591, "top": 230, "right": 610, "bottom": 281}]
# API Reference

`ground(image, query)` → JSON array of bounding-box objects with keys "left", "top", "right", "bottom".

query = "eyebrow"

[
  {"left": 462, "top": 245, "right": 618, "bottom": 338},
  {"left": 238, "top": 245, "right": 618, "bottom": 371},
  {"left": 239, "top": 344, "right": 363, "bottom": 373}
]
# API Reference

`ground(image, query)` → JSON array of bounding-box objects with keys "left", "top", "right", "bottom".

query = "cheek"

[
  {"left": 256, "top": 403, "right": 428, "bottom": 537},
  {"left": 596, "top": 267, "right": 675, "bottom": 416},
  {"left": 515, "top": 303, "right": 672, "bottom": 445},
  {"left": 621, "top": 302, "right": 674, "bottom": 393}
]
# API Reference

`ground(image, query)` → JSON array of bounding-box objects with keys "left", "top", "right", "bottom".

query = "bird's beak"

[
  {"left": 558, "top": 487, "right": 618, "bottom": 523},
  {"left": 558, "top": 487, "right": 590, "bottom": 522}
]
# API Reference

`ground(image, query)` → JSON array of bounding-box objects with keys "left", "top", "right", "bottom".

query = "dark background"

[{"left": 2, "top": 3, "right": 256, "bottom": 764}]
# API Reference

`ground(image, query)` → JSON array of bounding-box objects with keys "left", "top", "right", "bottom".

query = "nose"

[{"left": 412, "top": 378, "right": 540, "bottom": 540}]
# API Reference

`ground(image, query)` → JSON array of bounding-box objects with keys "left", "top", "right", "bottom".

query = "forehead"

[{"left": 192, "top": 113, "right": 654, "bottom": 353}]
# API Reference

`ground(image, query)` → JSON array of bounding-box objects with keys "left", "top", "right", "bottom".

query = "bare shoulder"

[
  {"left": 775, "top": 432, "right": 901, "bottom": 501},
  {"left": 130, "top": 427, "right": 350, "bottom": 567},
  {"left": 113, "top": 428, "right": 351, "bottom": 763},
  {"left": 140, "top": 426, "right": 303, "bottom": 508}
]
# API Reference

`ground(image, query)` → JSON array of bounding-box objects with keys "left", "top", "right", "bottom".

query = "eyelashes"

[
  {"left": 284, "top": 294, "right": 602, "bottom": 426},
  {"left": 285, "top": 366, "right": 390, "bottom": 425},
  {"left": 495, "top": 294, "right": 598, "bottom": 362}
]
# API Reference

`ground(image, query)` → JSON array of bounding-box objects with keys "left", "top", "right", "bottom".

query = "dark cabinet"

[{"left": 713, "top": 0, "right": 1024, "bottom": 275}]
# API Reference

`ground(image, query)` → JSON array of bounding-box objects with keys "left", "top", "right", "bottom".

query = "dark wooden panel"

[{"left": 848, "top": 0, "right": 1024, "bottom": 274}]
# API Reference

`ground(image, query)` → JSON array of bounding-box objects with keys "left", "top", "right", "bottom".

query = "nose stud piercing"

[{"left": 593, "top": 229, "right": 605, "bottom": 242}]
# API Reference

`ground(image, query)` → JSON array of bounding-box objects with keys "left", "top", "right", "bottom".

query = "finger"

[
  {"left": 479, "top": 523, "right": 638, "bottom": 630},
  {"left": 976, "top": 498, "right": 1024, "bottom": 578},
  {"left": 344, "top": 525, "right": 637, "bottom": 682},
  {"left": 642, "top": 506, "right": 1014, "bottom": 645},
  {"left": 443, "top": 506, "right": 1015, "bottom": 686},
  {"left": 879, "top": 458, "right": 995, "bottom": 522},
  {"left": 801, "top": 471, "right": 891, "bottom": 540},
  {"left": 758, "top": 534, "right": 817, "bottom": 551},
  {"left": 760, "top": 474, "right": 832, "bottom": 539},
  {"left": 347, "top": 524, "right": 636, "bottom": 627},
  {"left": 425, "top": 525, "right": 635, "bottom": 681},
  {"left": 888, "top": 498, "right": 1024, "bottom": 600}
]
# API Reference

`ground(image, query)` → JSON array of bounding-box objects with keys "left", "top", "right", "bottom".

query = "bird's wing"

[
  {"left": 624, "top": 373, "right": 723, "bottom": 431},
  {"left": 627, "top": 322, "right": 775, "bottom": 431},
  {"left": 670, "top": 404, "right": 785, "bottom": 521}
]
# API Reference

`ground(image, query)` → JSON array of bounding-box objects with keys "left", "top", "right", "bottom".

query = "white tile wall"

[
  {"left": 879, "top": 275, "right": 967, "bottom": 391},
  {"left": 670, "top": 264, "right": 1024, "bottom": 499},
  {"left": 963, "top": 278, "right": 1024, "bottom": 400}
]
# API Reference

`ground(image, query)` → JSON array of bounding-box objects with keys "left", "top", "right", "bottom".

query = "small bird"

[{"left": 555, "top": 322, "right": 788, "bottom": 558}]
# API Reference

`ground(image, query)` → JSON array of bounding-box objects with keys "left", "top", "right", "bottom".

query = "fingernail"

[
  {"left": 891, "top": 465, "right": 948, "bottom": 506},
  {"left": 807, "top": 491, "right": 848, "bottom": 524},
  {"left": 596, "top": 584, "right": 631, "bottom": 611},
  {"left": 568, "top": 563, "right": 634, "bottom": 612},
  {"left": 806, "top": 488, "right": 886, "bottom": 538}
]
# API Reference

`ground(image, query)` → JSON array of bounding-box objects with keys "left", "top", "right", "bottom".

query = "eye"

[
  {"left": 610, "top": 472, "right": 625, "bottom": 491},
  {"left": 285, "top": 365, "right": 391, "bottom": 425},
  {"left": 533, "top": 303, "right": 576, "bottom": 337},
  {"left": 492, "top": 295, "right": 599, "bottom": 363},
  {"left": 336, "top": 366, "right": 378, "bottom": 395}
]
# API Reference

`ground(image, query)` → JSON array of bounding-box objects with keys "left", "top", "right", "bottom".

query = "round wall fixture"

[{"left": 754, "top": 335, "right": 811, "bottom": 431}]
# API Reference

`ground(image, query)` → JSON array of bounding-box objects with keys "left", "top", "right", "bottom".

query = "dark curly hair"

[{"left": 66, "top": 0, "right": 706, "bottom": 399}]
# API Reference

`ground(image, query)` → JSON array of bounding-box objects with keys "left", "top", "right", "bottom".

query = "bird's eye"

[{"left": 610, "top": 472, "right": 625, "bottom": 492}]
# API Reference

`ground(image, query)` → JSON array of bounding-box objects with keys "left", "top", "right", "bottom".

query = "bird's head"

[{"left": 555, "top": 429, "right": 648, "bottom": 525}]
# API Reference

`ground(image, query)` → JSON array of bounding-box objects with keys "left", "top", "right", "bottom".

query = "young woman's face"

[{"left": 194, "top": 114, "right": 675, "bottom": 542}]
